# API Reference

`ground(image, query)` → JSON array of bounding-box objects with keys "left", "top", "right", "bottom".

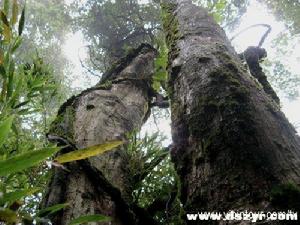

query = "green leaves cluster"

[
  {"left": 153, "top": 37, "right": 168, "bottom": 92},
  {"left": 72, "top": 0, "right": 161, "bottom": 72},
  {"left": 0, "top": 0, "right": 24, "bottom": 43},
  {"left": 0, "top": 2, "right": 124, "bottom": 219},
  {"left": 0, "top": 1, "right": 63, "bottom": 224},
  {"left": 259, "top": 0, "right": 300, "bottom": 34},
  {"left": 125, "top": 131, "right": 182, "bottom": 224},
  {"left": 193, "top": 0, "right": 248, "bottom": 29}
]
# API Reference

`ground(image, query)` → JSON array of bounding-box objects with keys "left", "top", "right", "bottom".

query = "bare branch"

[{"left": 230, "top": 24, "right": 272, "bottom": 47}]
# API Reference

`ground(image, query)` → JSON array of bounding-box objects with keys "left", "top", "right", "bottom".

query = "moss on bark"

[
  {"left": 163, "top": 0, "right": 300, "bottom": 217},
  {"left": 271, "top": 183, "right": 300, "bottom": 211}
]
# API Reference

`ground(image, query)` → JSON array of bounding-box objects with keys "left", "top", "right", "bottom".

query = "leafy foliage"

[
  {"left": 0, "top": 1, "right": 63, "bottom": 223},
  {"left": 153, "top": 35, "right": 168, "bottom": 92},
  {"left": 261, "top": 32, "right": 300, "bottom": 100},
  {"left": 259, "top": 0, "right": 300, "bottom": 34},
  {"left": 263, "top": 59, "right": 300, "bottom": 100},
  {"left": 71, "top": 0, "right": 161, "bottom": 72},
  {"left": 125, "top": 131, "right": 183, "bottom": 224},
  {"left": 36, "top": 203, "right": 69, "bottom": 217},
  {"left": 18, "top": 0, "right": 71, "bottom": 97},
  {"left": 193, "top": 0, "right": 249, "bottom": 30},
  {"left": 0, "top": 147, "right": 59, "bottom": 176}
]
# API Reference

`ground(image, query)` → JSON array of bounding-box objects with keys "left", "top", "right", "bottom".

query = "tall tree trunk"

[
  {"left": 162, "top": 0, "right": 300, "bottom": 222},
  {"left": 42, "top": 44, "right": 157, "bottom": 225}
]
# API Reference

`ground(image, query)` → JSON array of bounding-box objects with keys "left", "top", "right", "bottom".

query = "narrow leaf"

[
  {"left": 3, "top": 24, "right": 11, "bottom": 42},
  {"left": 31, "top": 79, "right": 46, "bottom": 89},
  {"left": 11, "top": 0, "right": 18, "bottom": 25},
  {"left": 0, "top": 49, "right": 3, "bottom": 65},
  {"left": 0, "top": 147, "right": 60, "bottom": 176},
  {"left": 17, "top": 108, "right": 30, "bottom": 115},
  {"left": 69, "top": 214, "right": 111, "bottom": 225},
  {"left": 3, "top": 0, "right": 9, "bottom": 16},
  {"left": 6, "top": 60, "right": 15, "bottom": 99},
  {"left": 0, "top": 116, "right": 14, "bottom": 148},
  {"left": 11, "top": 36, "right": 22, "bottom": 52},
  {"left": 0, "top": 79, "right": 7, "bottom": 101},
  {"left": 9, "top": 75, "right": 23, "bottom": 107},
  {"left": 32, "top": 85, "right": 56, "bottom": 92},
  {"left": 14, "top": 100, "right": 30, "bottom": 109},
  {"left": 11, "top": 122, "right": 18, "bottom": 135},
  {"left": 0, "top": 10, "right": 9, "bottom": 26},
  {"left": 36, "top": 203, "right": 69, "bottom": 217},
  {"left": 0, "top": 65, "right": 5, "bottom": 78},
  {"left": 18, "top": 7, "right": 25, "bottom": 36},
  {"left": 0, "top": 188, "right": 39, "bottom": 205},
  {"left": 54, "top": 140, "right": 123, "bottom": 164}
]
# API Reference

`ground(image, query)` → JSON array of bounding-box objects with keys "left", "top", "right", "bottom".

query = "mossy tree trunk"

[
  {"left": 162, "top": 0, "right": 300, "bottom": 222},
  {"left": 41, "top": 44, "right": 158, "bottom": 225}
]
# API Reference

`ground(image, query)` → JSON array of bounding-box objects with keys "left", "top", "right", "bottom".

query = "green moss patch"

[{"left": 271, "top": 183, "right": 300, "bottom": 211}]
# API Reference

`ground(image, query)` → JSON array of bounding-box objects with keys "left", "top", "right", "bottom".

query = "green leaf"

[
  {"left": 0, "top": 188, "right": 39, "bottom": 205},
  {"left": 69, "top": 214, "right": 111, "bottom": 225},
  {"left": 0, "top": 208, "right": 18, "bottom": 223},
  {"left": 31, "top": 77, "right": 45, "bottom": 87},
  {"left": 0, "top": 49, "right": 3, "bottom": 65},
  {"left": 26, "top": 93, "right": 39, "bottom": 98},
  {"left": 14, "top": 100, "right": 30, "bottom": 109},
  {"left": 10, "top": 76, "right": 23, "bottom": 107},
  {"left": 6, "top": 60, "right": 15, "bottom": 99},
  {"left": 11, "top": 36, "right": 22, "bottom": 53},
  {"left": 17, "top": 108, "right": 30, "bottom": 115},
  {"left": 0, "top": 147, "right": 60, "bottom": 176},
  {"left": 0, "top": 116, "right": 14, "bottom": 148},
  {"left": 36, "top": 203, "right": 69, "bottom": 217},
  {"left": 32, "top": 85, "right": 56, "bottom": 92},
  {"left": 152, "top": 80, "right": 161, "bottom": 92},
  {"left": 54, "top": 140, "right": 123, "bottom": 164},
  {"left": 18, "top": 7, "right": 25, "bottom": 36},
  {"left": 3, "top": 24, "right": 11, "bottom": 42},
  {"left": 154, "top": 70, "right": 167, "bottom": 81},
  {"left": 11, "top": 0, "right": 18, "bottom": 25},
  {"left": 215, "top": 0, "right": 226, "bottom": 11},
  {"left": 11, "top": 122, "right": 18, "bottom": 135},
  {"left": 3, "top": 0, "right": 9, "bottom": 16},
  {"left": 0, "top": 65, "right": 5, "bottom": 78},
  {"left": 0, "top": 10, "right": 9, "bottom": 27}
]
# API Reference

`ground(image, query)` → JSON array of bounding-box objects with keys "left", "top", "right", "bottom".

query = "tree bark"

[
  {"left": 162, "top": 0, "right": 300, "bottom": 223},
  {"left": 42, "top": 44, "right": 157, "bottom": 225}
]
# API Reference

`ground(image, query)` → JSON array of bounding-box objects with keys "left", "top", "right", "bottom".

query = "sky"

[
  {"left": 63, "top": 0, "right": 300, "bottom": 145},
  {"left": 230, "top": 0, "right": 300, "bottom": 131}
]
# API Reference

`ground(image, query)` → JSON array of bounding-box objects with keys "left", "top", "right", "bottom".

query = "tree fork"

[
  {"left": 162, "top": 0, "right": 300, "bottom": 222},
  {"left": 41, "top": 44, "right": 158, "bottom": 225}
]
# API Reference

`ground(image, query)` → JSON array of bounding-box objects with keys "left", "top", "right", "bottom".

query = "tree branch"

[{"left": 230, "top": 24, "right": 272, "bottom": 47}]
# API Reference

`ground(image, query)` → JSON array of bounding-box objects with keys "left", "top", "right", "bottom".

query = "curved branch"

[{"left": 230, "top": 24, "right": 272, "bottom": 47}]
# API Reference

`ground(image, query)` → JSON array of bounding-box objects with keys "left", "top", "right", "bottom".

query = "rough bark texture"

[
  {"left": 42, "top": 44, "right": 158, "bottom": 225},
  {"left": 162, "top": 0, "right": 300, "bottom": 223}
]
